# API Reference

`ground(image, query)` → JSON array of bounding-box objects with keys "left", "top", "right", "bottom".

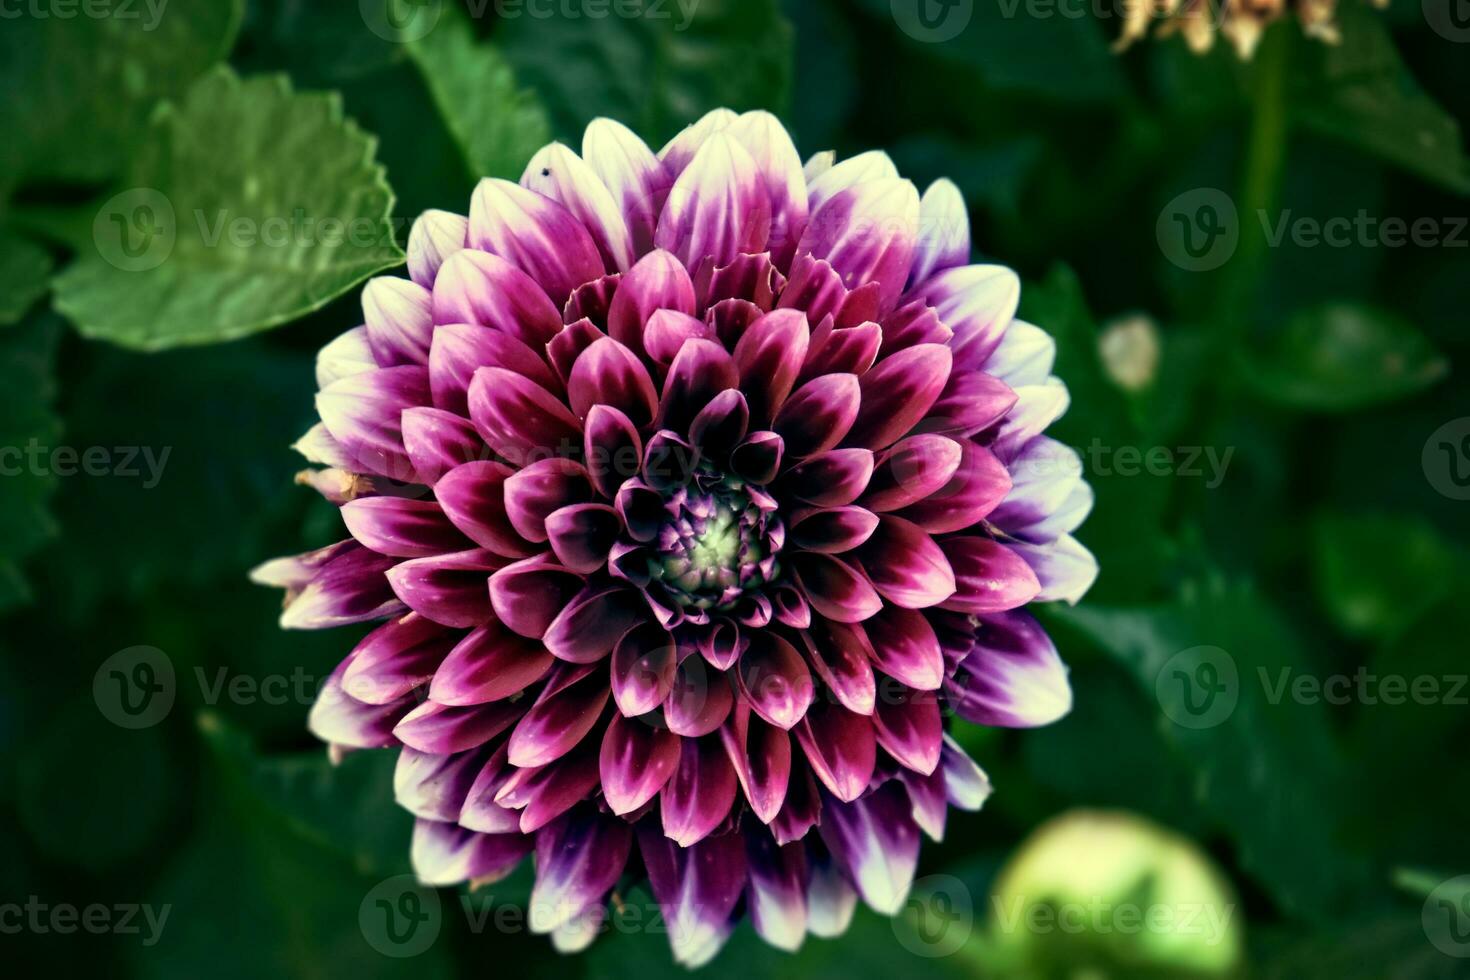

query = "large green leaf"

[
  {"left": 0, "top": 233, "right": 55, "bottom": 327},
  {"left": 1050, "top": 581, "right": 1374, "bottom": 921},
  {"left": 0, "top": 0, "right": 242, "bottom": 190},
  {"left": 1241, "top": 303, "right": 1448, "bottom": 412},
  {"left": 1312, "top": 513, "right": 1463, "bottom": 641},
  {"left": 53, "top": 68, "right": 404, "bottom": 350},
  {"left": 406, "top": 5, "right": 551, "bottom": 181},
  {"left": 499, "top": 0, "right": 794, "bottom": 144},
  {"left": 0, "top": 316, "right": 62, "bottom": 612}
]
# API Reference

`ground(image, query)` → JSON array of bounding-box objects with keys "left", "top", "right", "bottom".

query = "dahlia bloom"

[{"left": 253, "top": 109, "right": 1096, "bottom": 964}]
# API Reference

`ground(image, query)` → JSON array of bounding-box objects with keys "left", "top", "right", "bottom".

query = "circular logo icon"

[
  {"left": 1423, "top": 418, "right": 1470, "bottom": 501},
  {"left": 1155, "top": 646, "right": 1238, "bottom": 730},
  {"left": 93, "top": 646, "right": 176, "bottom": 729},
  {"left": 1424, "top": 0, "right": 1470, "bottom": 42},
  {"left": 360, "top": 875, "right": 442, "bottom": 957},
  {"left": 1156, "top": 188, "right": 1239, "bottom": 272},
  {"left": 360, "top": 0, "right": 443, "bottom": 43},
  {"left": 891, "top": 0, "right": 975, "bottom": 43},
  {"left": 893, "top": 874, "right": 973, "bottom": 957},
  {"left": 93, "top": 188, "right": 176, "bottom": 272},
  {"left": 1423, "top": 875, "right": 1470, "bottom": 958}
]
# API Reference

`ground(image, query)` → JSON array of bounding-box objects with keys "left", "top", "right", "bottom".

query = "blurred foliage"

[{"left": 1, "top": 0, "right": 1467, "bottom": 977}]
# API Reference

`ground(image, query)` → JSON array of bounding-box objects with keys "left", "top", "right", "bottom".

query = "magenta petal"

[
  {"left": 394, "top": 699, "right": 523, "bottom": 754},
  {"left": 545, "top": 503, "right": 620, "bottom": 573},
  {"left": 341, "top": 613, "right": 455, "bottom": 704},
  {"left": 407, "top": 209, "right": 467, "bottom": 288},
  {"left": 791, "top": 553, "right": 882, "bottom": 624},
  {"left": 909, "top": 264, "right": 1020, "bottom": 372},
  {"left": 402, "top": 407, "right": 487, "bottom": 486},
  {"left": 655, "top": 132, "right": 771, "bottom": 271},
  {"left": 657, "top": 339, "right": 738, "bottom": 433},
  {"left": 950, "top": 610, "right": 1072, "bottom": 728},
  {"left": 469, "top": 178, "right": 604, "bottom": 304},
  {"left": 583, "top": 118, "right": 670, "bottom": 255},
  {"left": 797, "top": 178, "right": 919, "bottom": 312},
  {"left": 856, "top": 516, "right": 956, "bottom": 609},
  {"left": 611, "top": 622, "right": 678, "bottom": 716},
  {"left": 341, "top": 497, "right": 472, "bottom": 559},
  {"left": 898, "top": 441, "right": 1012, "bottom": 533},
  {"left": 879, "top": 302, "right": 952, "bottom": 358},
  {"left": 801, "top": 618, "right": 877, "bottom": 715},
  {"left": 410, "top": 818, "right": 531, "bottom": 887},
  {"left": 779, "top": 254, "right": 848, "bottom": 327},
  {"left": 430, "top": 323, "right": 561, "bottom": 416},
  {"left": 664, "top": 658, "right": 735, "bottom": 737},
  {"left": 279, "top": 544, "right": 403, "bottom": 630},
  {"left": 719, "top": 704, "right": 792, "bottom": 824},
  {"left": 583, "top": 405, "right": 643, "bottom": 499},
  {"left": 942, "top": 733, "right": 994, "bottom": 810},
  {"left": 600, "top": 713, "right": 681, "bottom": 815},
  {"left": 307, "top": 659, "right": 414, "bottom": 748},
  {"left": 607, "top": 249, "right": 696, "bottom": 359},
  {"left": 863, "top": 434, "right": 963, "bottom": 512},
  {"left": 726, "top": 111, "right": 809, "bottom": 269},
  {"left": 638, "top": 823, "right": 747, "bottom": 968},
  {"left": 430, "top": 617, "right": 553, "bottom": 705},
  {"left": 778, "top": 448, "right": 874, "bottom": 507},
  {"left": 733, "top": 309, "right": 810, "bottom": 424},
  {"left": 362, "top": 277, "right": 433, "bottom": 367},
  {"left": 547, "top": 317, "right": 604, "bottom": 384},
  {"left": 395, "top": 746, "right": 489, "bottom": 821},
  {"left": 794, "top": 701, "right": 876, "bottom": 803},
  {"left": 908, "top": 178, "right": 970, "bottom": 288},
  {"left": 543, "top": 585, "right": 646, "bottom": 663},
  {"left": 315, "top": 365, "right": 428, "bottom": 482},
  {"left": 744, "top": 831, "right": 808, "bottom": 951},
  {"left": 521, "top": 142, "right": 635, "bottom": 273},
  {"left": 802, "top": 321, "right": 881, "bottom": 379},
  {"left": 503, "top": 458, "right": 594, "bottom": 543},
  {"left": 770, "top": 758, "right": 822, "bottom": 845},
  {"left": 937, "top": 536, "right": 1041, "bottom": 614},
  {"left": 435, "top": 461, "right": 536, "bottom": 557},
  {"left": 386, "top": 548, "right": 504, "bottom": 629},
  {"left": 432, "top": 249, "right": 563, "bottom": 350},
  {"left": 729, "top": 431, "right": 784, "bottom": 486},
  {"left": 817, "top": 781, "right": 920, "bottom": 914},
  {"left": 900, "top": 765, "right": 949, "bottom": 841},
  {"left": 645, "top": 309, "right": 717, "bottom": 368},
  {"left": 529, "top": 811, "right": 633, "bottom": 934},
  {"left": 487, "top": 555, "right": 584, "bottom": 638},
  {"left": 845, "top": 344, "right": 953, "bottom": 450},
  {"left": 873, "top": 689, "right": 943, "bottom": 775},
  {"left": 495, "top": 743, "right": 602, "bottom": 833},
  {"left": 927, "top": 370, "right": 1018, "bottom": 439},
  {"left": 788, "top": 506, "right": 879, "bottom": 554},
  {"left": 661, "top": 735, "right": 739, "bottom": 847},
  {"left": 568, "top": 337, "right": 658, "bottom": 425},
  {"left": 772, "top": 373, "right": 860, "bottom": 457},
  {"left": 508, "top": 666, "right": 610, "bottom": 767},
  {"left": 688, "top": 388, "right": 750, "bottom": 462},
  {"left": 467, "top": 367, "right": 583, "bottom": 467},
  {"left": 863, "top": 606, "right": 945, "bottom": 692},
  {"left": 737, "top": 631, "right": 815, "bottom": 730}
]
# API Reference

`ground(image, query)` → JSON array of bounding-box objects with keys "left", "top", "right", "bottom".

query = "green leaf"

[
  {"left": 1241, "top": 303, "right": 1448, "bottom": 412},
  {"left": 405, "top": 6, "right": 551, "bottom": 180},
  {"left": 52, "top": 68, "right": 404, "bottom": 350},
  {"left": 0, "top": 0, "right": 242, "bottom": 190},
  {"left": 0, "top": 232, "right": 55, "bottom": 327},
  {"left": 1291, "top": 5, "right": 1470, "bottom": 194},
  {"left": 1312, "top": 513, "right": 1463, "bottom": 641},
  {"left": 499, "top": 0, "right": 794, "bottom": 143},
  {"left": 1050, "top": 580, "right": 1374, "bottom": 921},
  {"left": 0, "top": 316, "right": 62, "bottom": 612},
  {"left": 1259, "top": 915, "right": 1464, "bottom": 979}
]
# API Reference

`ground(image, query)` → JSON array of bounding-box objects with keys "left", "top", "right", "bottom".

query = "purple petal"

[
  {"left": 435, "top": 461, "right": 536, "bottom": 557},
  {"left": 806, "top": 150, "right": 899, "bottom": 212},
  {"left": 908, "top": 264, "right": 1020, "bottom": 372},
  {"left": 430, "top": 616, "right": 553, "bottom": 705},
  {"left": 794, "top": 701, "right": 876, "bottom": 803},
  {"left": 657, "top": 108, "right": 738, "bottom": 176},
  {"left": 401, "top": 407, "right": 487, "bottom": 485},
  {"left": 279, "top": 544, "right": 403, "bottom": 630},
  {"left": 726, "top": 110, "right": 809, "bottom": 269},
  {"left": 410, "top": 818, "right": 531, "bottom": 887},
  {"left": 584, "top": 404, "right": 644, "bottom": 499},
  {"left": 341, "top": 497, "right": 472, "bottom": 559},
  {"left": 926, "top": 369, "right": 1018, "bottom": 439},
  {"left": 772, "top": 373, "right": 860, "bottom": 457},
  {"left": 729, "top": 430, "right": 784, "bottom": 486},
  {"left": 407, "top": 209, "right": 467, "bottom": 287},
  {"left": 733, "top": 308, "right": 809, "bottom": 424},
  {"left": 818, "top": 781, "right": 921, "bottom": 914},
  {"left": 777, "top": 448, "right": 874, "bottom": 507},
  {"left": 568, "top": 337, "right": 659, "bottom": 425},
  {"left": 545, "top": 503, "right": 620, "bottom": 573},
  {"left": 664, "top": 658, "right": 735, "bottom": 737},
  {"left": 806, "top": 852, "right": 859, "bottom": 938},
  {"left": 989, "top": 437, "right": 1092, "bottom": 543},
  {"left": 341, "top": 612, "right": 455, "bottom": 704},
  {"left": 430, "top": 322, "right": 561, "bottom": 416},
  {"left": 307, "top": 658, "right": 414, "bottom": 748},
  {"left": 801, "top": 618, "right": 877, "bottom": 715},
  {"left": 496, "top": 743, "right": 602, "bottom": 833},
  {"left": 1009, "top": 534, "right": 1098, "bottom": 604},
  {"left": 791, "top": 553, "right": 882, "bottom": 624},
  {"left": 315, "top": 365, "right": 429, "bottom": 482},
  {"left": 907, "top": 178, "right": 970, "bottom": 288},
  {"left": 950, "top": 610, "right": 1072, "bottom": 727},
  {"left": 394, "top": 699, "right": 523, "bottom": 755},
  {"left": 802, "top": 321, "right": 881, "bottom": 379},
  {"left": 936, "top": 536, "right": 1041, "bottom": 614},
  {"left": 467, "top": 366, "right": 582, "bottom": 467},
  {"left": 432, "top": 249, "right": 563, "bottom": 350},
  {"left": 873, "top": 688, "right": 943, "bottom": 775},
  {"left": 543, "top": 585, "right": 647, "bottom": 663},
  {"left": 503, "top": 458, "right": 593, "bottom": 543},
  {"left": 688, "top": 388, "right": 750, "bottom": 460},
  {"left": 897, "top": 441, "right": 1012, "bottom": 534},
  {"left": 611, "top": 622, "right": 678, "bottom": 716},
  {"left": 529, "top": 810, "right": 632, "bottom": 933},
  {"left": 645, "top": 309, "right": 717, "bottom": 368},
  {"left": 386, "top": 548, "right": 505, "bottom": 629},
  {"left": 845, "top": 344, "right": 953, "bottom": 450},
  {"left": 469, "top": 178, "right": 604, "bottom": 304},
  {"left": 779, "top": 255, "right": 848, "bottom": 327},
  {"left": 600, "top": 713, "right": 681, "bottom": 815},
  {"left": 363, "top": 276, "right": 432, "bottom": 367},
  {"left": 719, "top": 704, "right": 791, "bottom": 824},
  {"left": 863, "top": 605, "right": 945, "bottom": 692},
  {"left": 788, "top": 506, "right": 879, "bottom": 554},
  {"left": 661, "top": 736, "right": 739, "bottom": 847},
  {"left": 982, "top": 319, "right": 1055, "bottom": 388},
  {"left": 521, "top": 142, "right": 635, "bottom": 273},
  {"left": 637, "top": 824, "right": 746, "bottom": 968},
  {"left": 863, "top": 434, "right": 963, "bottom": 512},
  {"left": 656, "top": 132, "right": 771, "bottom": 270},
  {"left": 607, "top": 249, "right": 696, "bottom": 360},
  {"left": 744, "top": 831, "right": 808, "bottom": 951},
  {"left": 856, "top": 516, "right": 956, "bottom": 609},
  {"left": 395, "top": 745, "right": 489, "bottom": 821},
  {"left": 797, "top": 178, "right": 919, "bottom": 312},
  {"left": 487, "top": 555, "right": 584, "bottom": 638},
  {"left": 508, "top": 666, "right": 610, "bottom": 767},
  {"left": 657, "top": 339, "right": 739, "bottom": 432},
  {"left": 770, "top": 759, "right": 822, "bottom": 845},
  {"left": 737, "top": 631, "right": 815, "bottom": 731},
  {"left": 942, "top": 734, "right": 993, "bottom": 810},
  {"left": 583, "top": 118, "right": 670, "bottom": 255}
]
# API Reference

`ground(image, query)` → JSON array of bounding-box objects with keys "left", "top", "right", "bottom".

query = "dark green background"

[{"left": 1, "top": 0, "right": 1467, "bottom": 976}]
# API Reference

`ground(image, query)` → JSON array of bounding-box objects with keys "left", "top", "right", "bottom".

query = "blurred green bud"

[
  {"left": 1099, "top": 314, "right": 1162, "bottom": 394},
  {"left": 982, "top": 810, "right": 1244, "bottom": 980}
]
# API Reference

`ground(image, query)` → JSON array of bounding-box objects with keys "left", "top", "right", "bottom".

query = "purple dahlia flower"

[{"left": 254, "top": 109, "right": 1097, "bottom": 964}]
